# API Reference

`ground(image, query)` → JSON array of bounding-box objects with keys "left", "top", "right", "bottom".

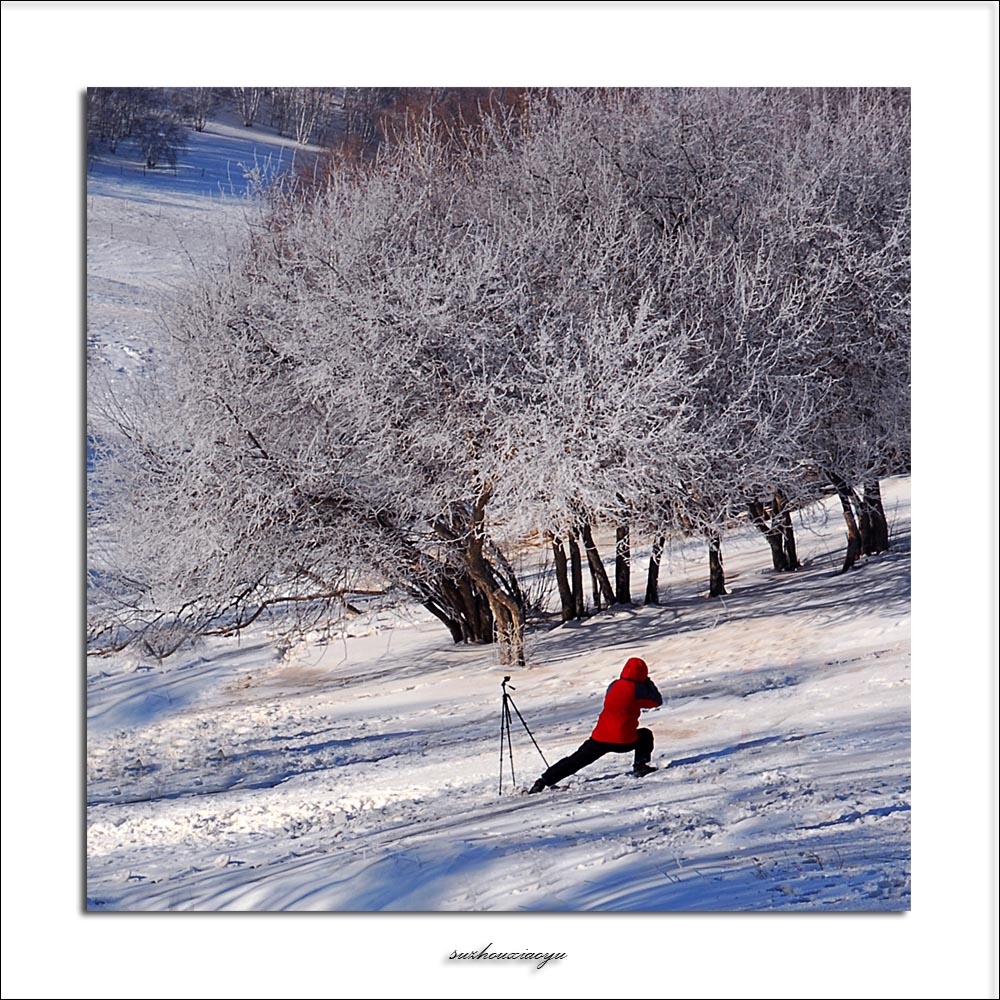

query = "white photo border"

[{"left": 2, "top": 2, "right": 996, "bottom": 998}]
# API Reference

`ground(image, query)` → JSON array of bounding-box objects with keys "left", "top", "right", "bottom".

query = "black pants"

[{"left": 540, "top": 728, "right": 653, "bottom": 786}]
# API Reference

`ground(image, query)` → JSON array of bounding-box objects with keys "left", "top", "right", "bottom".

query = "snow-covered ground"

[
  {"left": 87, "top": 116, "right": 310, "bottom": 383},
  {"left": 86, "top": 477, "right": 912, "bottom": 912},
  {"left": 84, "top": 113, "right": 913, "bottom": 915},
  {"left": 86, "top": 113, "right": 319, "bottom": 204}
]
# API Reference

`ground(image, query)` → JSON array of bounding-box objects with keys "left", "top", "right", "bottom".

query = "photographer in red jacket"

[{"left": 529, "top": 656, "right": 662, "bottom": 792}]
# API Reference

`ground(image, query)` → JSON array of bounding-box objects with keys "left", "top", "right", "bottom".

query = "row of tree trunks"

[
  {"left": 428, "top": 473, "right": 885, "bottom": 654},
  {"left": 551, "top": 526, "right": 602, "bottom": 620},
  {"left": 552, "top": 521, "right": 634, "bottom": 619},
  {"left": 430, "top": 471, "right": 888, "bottom": 657}
]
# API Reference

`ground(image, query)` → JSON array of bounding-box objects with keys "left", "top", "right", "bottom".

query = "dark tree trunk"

[
  {"left": 645, "top": 535, "right": 665, "bottom": 605},
  {"left": 441, "top": 574, "right": 493, "bottom": 643},
  {"left": 748, "top": 499, "right": 789, "bottom": 571},
  {"left": 423, "top": 599, "right": 465, "bottom": 644},
  {"left": 856, "top": 492, "right": 874, "bottom": 555},
  {"left": 831, "top": 472, "right": 863, "bottom": 572},
  {"left": 589, "top": 562, "right": 602, "bottom": 610},
  {"left": 550, "top": 533, "right": 575, "bottom": 621},
  {"left": 863, "top": 479, "right": 890, "bottom": 553},
  {"left": 422, "top": 571, "right": 494, "bottom": 645},
  {"left": 465, "top": 557, "right": 524, "bottom": 664},
  {"left": 580, "top": 522, "right": 617, "bottom": 606},
  {"left": 464, "top": 483, "right": 526, "bottom": 666},
  {"left": 748, "top": 491, "right": 799, "bottom": 572},
  {"left": 429, "top": 606, "right": 464, "bottom": 643},
  {"left": 380, "top": 503, "right": 496, "bottom": 646},
  {"left": 775, "top": 490, "right": 800, "bottom": 569},
  {"left": 708, "top": 530, "right": 726, "bottom": 596},
  {"left": 466, "top": 569, "right": 524, "bottom": 664},
  {"left": 464, "top": 576, "right": 494, "bottom": 641},
  {"left": 426, "top": 486, "right": 524, "bottom": 662},
  {"left": 488, "top": 539, "right": 526, "bottom": 613},
  {"left": 568, "top": 529, "right": 586, "bottom": 618},
  {"left": 615, "top": 523, "right": 632, "bottom": 604}
]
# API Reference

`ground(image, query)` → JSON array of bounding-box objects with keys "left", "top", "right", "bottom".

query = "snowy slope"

[
  {"left": 86, "top": 478, "right": 911, "bottom": 911},
  {"left": 87, "top": 117, "right": 309, "bottom": 382},
  {"left": 85, "top": 128, "right": 911, "bottom": 912},
  {"left": 0, "top": 8, "right": 994, "bottom": 998}
]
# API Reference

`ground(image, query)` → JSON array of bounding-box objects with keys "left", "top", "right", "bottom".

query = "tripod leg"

[
  {"left": 505, "top": 698, "right": 516, "bottom": 790},
  {"left": 507, "top": 694, "right": 550, "bottom": 769},
  {"left": 499, "top": 693, "right": 508, "bottom": 796}
]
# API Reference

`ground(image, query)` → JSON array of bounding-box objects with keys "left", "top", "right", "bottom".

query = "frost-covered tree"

[
  {"left": 87, "top": 87, "right": 190, "bottom": 168},
  {"left": 136, "top": 113, "right": 186, "bottom": 169},
  {"left": 87, "top": 87, "right": 165, "bottom": 155},
  {"left": 88, "top": 87, "right": 909, "bottom": 662},
  {"left": 87, "top": 87, "right": 146, "bottom": 153},
  {"left": 594, "top": 87, "right": 909, "bottom": 586},
  {"left": 232, "top": 86, "right": 264, "bottom": 127},
  {"left": 268, "top": 88, "right": 337, "bottom": 144},
  {"left": 180, "top": 87, "right": 222, "bottom": 132},
  {"left": 90, "top": 119, "right": 536, "bottom": 663},
  {"left": 782, "top": 89, "right": 910, "bottom": 568}
]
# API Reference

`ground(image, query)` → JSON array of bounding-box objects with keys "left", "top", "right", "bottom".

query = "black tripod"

[{"left": 498, "top": 675, "right": 549, "bottom": 795}]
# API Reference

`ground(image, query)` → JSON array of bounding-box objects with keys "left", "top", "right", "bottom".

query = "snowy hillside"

[
  {"left": 86, "top": 475, "right": 910, "bottom": 911},
  {"left": 83, "top": 115, "right": 912, "bottom": 913},
  {"left": 87, "top": 117, "right": 308, "bottom": 383}
]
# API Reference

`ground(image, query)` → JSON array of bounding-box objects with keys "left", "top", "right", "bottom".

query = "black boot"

[{"left": 528, "top": 778, "right": 547, "bottom": 794}]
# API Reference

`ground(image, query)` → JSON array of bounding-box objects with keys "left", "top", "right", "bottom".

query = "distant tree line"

[
  {"left": 88, "top": 87, "right": 910, "bottom": 664},
  {"left": 87, "top": 87, "right": 188, "bottom": 168},
  {"left": 87, "top": 87, "right": 353, "bottom": 167},
  {"left": 86, "top": 87, "right": 540, "bottom": 171}
]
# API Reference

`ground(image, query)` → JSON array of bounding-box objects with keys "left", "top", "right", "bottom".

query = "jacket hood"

[{"left": 621, "top": 657, "right": 649, "bottom": 682}]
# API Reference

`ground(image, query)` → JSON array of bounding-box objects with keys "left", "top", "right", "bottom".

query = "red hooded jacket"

[{"left": 591, "top": 657, "right": 662, "bottom": 744}]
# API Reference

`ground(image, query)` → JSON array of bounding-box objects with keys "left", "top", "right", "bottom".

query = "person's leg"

[
  {"left": 538, "top": 739, "right": 610, "bottom": 786},
  {"left": 602, "top": 730, "right": 653, "bottom": 764},
  {"left": 633, "top": 728, "right": 653, "bottom": 767},
  {"left": 602, "top": 729, "right": 655, "bottom": 774}
]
